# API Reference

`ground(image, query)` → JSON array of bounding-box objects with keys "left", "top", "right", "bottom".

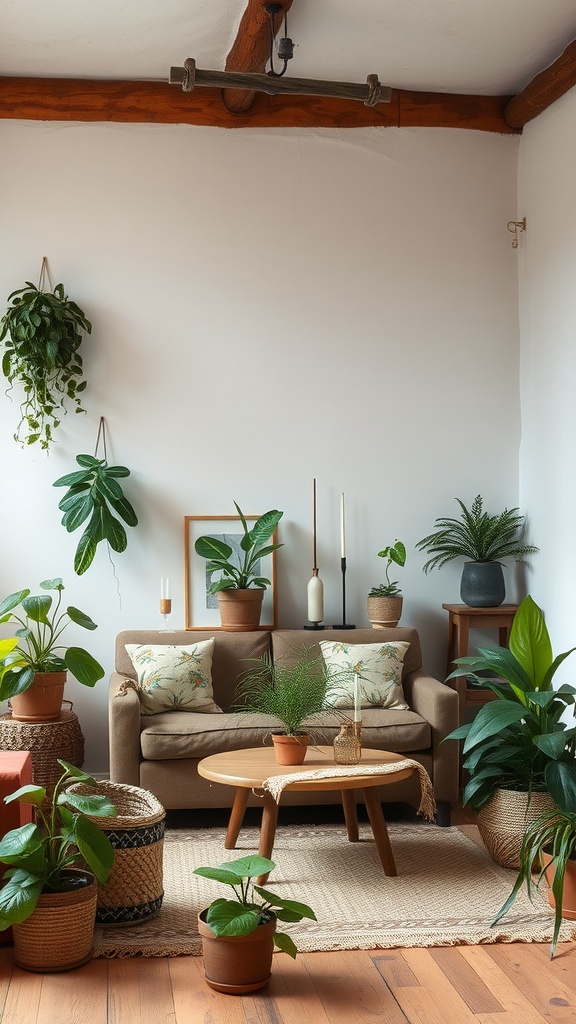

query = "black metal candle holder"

[{"left": 333, "top": 557, "right": 355, "bottom": 629}]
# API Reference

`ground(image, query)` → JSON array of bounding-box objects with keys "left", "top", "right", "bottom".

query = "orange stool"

[{"left": 0, "top": 751, "right": 33, "bottom": 947}]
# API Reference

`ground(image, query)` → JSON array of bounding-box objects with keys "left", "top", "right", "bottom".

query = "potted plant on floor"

[
  {"left": 194, "top": 501, "right": 283, "bottom": 630},
  {"left": 234, "top": 649, "right": 340, "bottom": 764},
  {"left": 444, "top": 595, "right": 576, "bottom": 867},
  {"left": 0, "top": 760, "right": 116, "bottom": 972},
  {"left": 416, "top": 494, "right": 538, "bottom": 606},
  {"left": 0, "top": 578, "right": 105, "bottom": 722},
  {"left": 194, "top": 854, "right": 316, "bottom": 993},
  {"left": 492, "top": 807, "right": 576, "bottom": 958},
  {"left": 0, "top": 274, "right": 92, "bottom": 450},
  {"left": 367, "top": 540, "right": 406, "bottom": 628}
]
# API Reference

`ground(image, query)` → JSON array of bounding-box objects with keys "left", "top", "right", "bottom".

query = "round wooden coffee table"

[{"left": 198, "top": 746, "right": 415, "bottom": 884}]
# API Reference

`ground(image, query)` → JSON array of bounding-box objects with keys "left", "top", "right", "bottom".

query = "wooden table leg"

[
  {"left": 224, "top": 788, "right": 249, "bottom": 850},
  {"left": 362, "top": 788, "right": 397, "bottom": 877},
  {"left": 341, "top": 789, "right": 359, "bottom": 842},
  {"left": 256, "top": 791, "right": 279, "bottom": 885}
]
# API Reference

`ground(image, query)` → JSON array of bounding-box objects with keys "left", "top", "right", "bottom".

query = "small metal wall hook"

[{"left": 507, "top": 217, "right": 526, "bottom": 249}]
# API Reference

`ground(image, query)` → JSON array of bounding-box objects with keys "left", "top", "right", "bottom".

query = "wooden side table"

[{"left": 442, "top": 603, "right": 519, "bottom": 722}]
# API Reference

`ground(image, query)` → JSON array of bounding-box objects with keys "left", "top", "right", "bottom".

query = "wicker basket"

[
  {"left": 12, "top": 870, "right": 97, "bottom": 973},
  {"left": 477, "top": 788, "right": 556, "bottom": 868},
  {"left": 0, "top": 710, "right": 84, "bottom": 800},
  {"left": 68, "top": 781, "right": 165, "bottom": 925}
]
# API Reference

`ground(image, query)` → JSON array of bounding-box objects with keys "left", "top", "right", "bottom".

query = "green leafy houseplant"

[
  {"left": 416, "top": 494, "right": 538, "bottom": 572},
  {"left": 0, "top": 578, "right": 104, "bottom": 702},
  {"left": 194, "top": 501, "right": 283, "bottom": 594},
  {"left": 53, "top": 454, "right": 138, "bottom": 575},
  {"left": 492, "top": 807, "right": 576, "bottom": 958},
  {"left": 234, "top": 649, "right": 340, "bottom": 736},
  {"left": 0, "top": 760, "right": 116, "bottom": 928},
  {"left": 445, "top": 595, "right": 576, "bottom": 813},
  {"left": 368, "top": 540, "right": 406, "bottom": 597},
  {"left": 194, "top": 854, "right": 316, "bottom": 959},
  {"left": 0, "top": 280, "right": 92, "bottom": 449}
]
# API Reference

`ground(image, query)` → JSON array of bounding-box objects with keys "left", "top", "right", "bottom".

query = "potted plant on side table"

[
  {"left": 367, "top": 539, "right": 406, "bottom": 628},
  {"left": 234, "top": 648, "right": 341, "bottom": 765},
  {"left": 194, "top": 853, "right": 316, "bottom": 993},
  {"left": 0, "top": 578, "right": 105, "bottom": 722},
  {"left": 445, "top": 595, "right": 576, "bottom": 867},
  {"left": 0, "top": 759, "right": 116, "bottom": 972},
  {"left": 416, "top": 494, "right": 538, "bottom": 606},
  {"left": 194, "top": 501, "right": 283, "bottom": 631}
]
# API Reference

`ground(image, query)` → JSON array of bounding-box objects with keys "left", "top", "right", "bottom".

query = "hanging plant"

[
  {"left": 0, "top": 260, "right": 92, "bottom": 449},
  {"left": 53, "top": 433, "right": 138, "bottom": 575}
]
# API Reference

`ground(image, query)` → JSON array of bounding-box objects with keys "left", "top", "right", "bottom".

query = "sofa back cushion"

[
  {"left": 115, "top": 630, "right": 272, "bottom": 711},
  {"left": 271, "top": 627, "right": 422, "bottom": 678}
]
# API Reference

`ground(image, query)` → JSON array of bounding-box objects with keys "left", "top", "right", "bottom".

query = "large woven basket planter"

[
  {"left": 69, "top": 781, "right": 165, "bottom": 925},
  {"left": 477, "top": 788, "right": 556, "bottom": 869},
  {"left": 12, "top": 869, "right": 97, "bottom": 973}
]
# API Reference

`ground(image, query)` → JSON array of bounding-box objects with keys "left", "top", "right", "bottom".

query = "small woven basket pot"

[
  {"left": 477, "top": 788, "right": 556, "bottom": 868},
  {"left": 12, "top": 869, "right": 97, "bottom": 973},
  {"left": 68, "top": 781, "right": 165, "bottom": 925}
]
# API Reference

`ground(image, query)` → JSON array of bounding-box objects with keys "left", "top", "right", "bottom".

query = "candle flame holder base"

[
  {"left": 304, "top": 622, "right": 326, "bottom": 630},
  {"left": 333, "top": 557, "right": 355, "bottom": 629}
]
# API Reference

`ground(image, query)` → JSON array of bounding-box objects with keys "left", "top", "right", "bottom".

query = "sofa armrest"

[
  {"left": 403, "top": 669, "right": 460, "bottom": 805},
  {"left": 108, "top": 672, "right": 141, "bottom": 787}
]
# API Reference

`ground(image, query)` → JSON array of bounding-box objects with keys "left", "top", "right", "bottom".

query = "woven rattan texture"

[
  {"left": 0, "top": 711, "right": 84, "bottom": 797},
  {"left": 476, "top": 789, "right": 556, "bottom": 868}
]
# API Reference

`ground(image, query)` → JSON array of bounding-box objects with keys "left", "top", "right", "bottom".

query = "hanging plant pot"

[
  {"left": 367, "top": 595, "right": 403, "bottom": 628},
  {"left": 197, "top": 910, "right": 276, "bottom": 994},
  {"left": 12, "top": 869, "right": 97, "bottom": 973},
  {"left": 217, "top": 589, "right": 264, "bottom": 632},
  {"left": 460, "top": 561, "right": 506, "bottom": 607},
  {"left": 9, "top": 671, "right": 66, "bottom": 723},
  {"left": 271, "top": 732, "right": 310, "bottom": 766}
]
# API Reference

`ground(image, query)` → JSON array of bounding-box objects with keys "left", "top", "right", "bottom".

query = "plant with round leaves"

[
  {"left": 0, "top": 760, "right": 116, "bottom": 929},
  {"left": 0, "top": 281, "right": 92, "bottom": 449},
  {"left": 193, "top": 854, "right": 316, "bottom": 958},
  {"left": 53, "top": 454, "right": 138, "bottom": 575},
  {"left": 0, "top": 578, "right": 104, "bottom": 702},
  {"left": 194, "top": 501, "right": 283, "bottom": 593},
  {"left": 444, "top": 595, "right": 576, "bottom": 813}
]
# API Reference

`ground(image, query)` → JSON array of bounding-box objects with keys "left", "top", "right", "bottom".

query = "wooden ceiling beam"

[
  {"left": 505, "top": 39, "right": 576, "bottom": 128},
  {"left": 223, "top": 0, "right": 294, "bottom": 113},
  {"left": 0, "top": 76, "right": 518, "bottom": 133}
]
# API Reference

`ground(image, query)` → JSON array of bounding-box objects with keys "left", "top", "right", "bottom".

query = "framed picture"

[{"left": 184, "top": 515, "right": 279, "bottom": 630}]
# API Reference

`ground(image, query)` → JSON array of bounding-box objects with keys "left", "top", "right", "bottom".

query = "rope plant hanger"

[
  {"left": 53, "top": 417, "right": 138, "bottom": 575},
  {"left": 0, "top": 257, "right": 92, "bottom": 450}
]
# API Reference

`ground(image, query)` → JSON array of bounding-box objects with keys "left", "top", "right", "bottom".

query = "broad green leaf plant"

[
  {"left": 0, "top": 761, "right": 116, "bottom": 928},
  {"left": 0, "top": 280, "right": 91, "bottom": 449},
  {"left": 194, "top": 501, "right": 283, "bottom": 593},
  {"left": 194, "top": 854, "right": 316, "bottom": 959},
  {"left": 53, "top": 454, "right": 138, "bottom": 575},
  {"left": 0, "top": 578, "right": 104, "bottom": 703},
  {"left": 445, "top": 595, "right": 576, "bottom": 813},
  {"left": 368, "top": 540, "right": 406, "bottom": 597}
]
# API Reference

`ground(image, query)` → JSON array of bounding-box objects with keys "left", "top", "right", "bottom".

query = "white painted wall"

[
  {"left": 0, "top": 121, "right": 521, "bottom": 772},
  {"left": 518, "top": 87, "right": 576, "bottom": 663}
]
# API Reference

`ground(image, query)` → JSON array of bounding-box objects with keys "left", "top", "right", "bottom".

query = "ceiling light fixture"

[
  {"left": 169, "top": 59, "right": 392, "bottom": 108},
  {"left": 266, "top": 2, "right": 293, "bottom": 78}
]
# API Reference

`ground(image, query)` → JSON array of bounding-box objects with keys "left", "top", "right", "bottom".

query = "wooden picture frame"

[{"left": 184, "top": 515, "right": 279, "bottom": 630}]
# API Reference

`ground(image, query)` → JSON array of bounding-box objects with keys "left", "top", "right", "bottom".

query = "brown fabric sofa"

[{"left": 109, "top": 627, "right": 459, "bottom": 824}]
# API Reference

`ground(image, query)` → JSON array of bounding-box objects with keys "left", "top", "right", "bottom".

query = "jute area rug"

[{"left": 92, "top": 821, "right": 576, "bottom": 958}]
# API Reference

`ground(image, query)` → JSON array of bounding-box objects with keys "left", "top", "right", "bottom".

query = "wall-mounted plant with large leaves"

[
  {"left": 53, "top": 455, "right": 138, "bottom": 575},
  {"left": 0, "top": 268, "right": 92, "bottom": 449}
]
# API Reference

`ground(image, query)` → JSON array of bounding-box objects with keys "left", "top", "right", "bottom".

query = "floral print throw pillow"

[
  {"left": 320, "top": 640, "right": 410, "bottom": 710},
  {"left": 125, "top": 639, "right": 223, "bottom": 715}
]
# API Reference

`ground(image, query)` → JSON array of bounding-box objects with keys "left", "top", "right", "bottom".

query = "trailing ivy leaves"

[
  {"left": 53, "top": 455, "right": 138, "bottom": 575},
  {"left": 0, "top": 281, "right": 92, "bottom": 449}
]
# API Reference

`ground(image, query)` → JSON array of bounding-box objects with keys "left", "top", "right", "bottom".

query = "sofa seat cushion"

[{"left": 139, "top": 708, "right": 431, "bottom": 761}]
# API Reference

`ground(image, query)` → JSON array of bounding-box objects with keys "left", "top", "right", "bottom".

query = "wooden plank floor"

[{"left": 0, "top": 803, "right": 574, "bottom": 1023}]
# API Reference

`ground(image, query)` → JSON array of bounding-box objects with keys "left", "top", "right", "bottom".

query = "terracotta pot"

[
  {"left": 271, "top": 732, "right": 310, "bottom": 766},
  {"left": 198, "top": 910, "right": 276, "bottom": 994},
  {"left": 367, "top": 595, "right": 403, "bottom": 628},
  {"left": 542, "top": 852, "right": 576, "bottom": 921},
  {"left": 12, "top": 869, "right": 97, "bottom": 973},
  {"left": 477, "top": 788, "right": 556, "bottom": 868},
  {"left": 216, "top": 589, "right": 264, "bottom": 632},
  {"left": 9, "top": 671, "right": 66, "bottom": 723}
]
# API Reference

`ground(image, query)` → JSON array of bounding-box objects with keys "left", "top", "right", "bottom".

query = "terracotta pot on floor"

[
  {"left": 542, "top": 852, "right": 576, "bottom": 921},
  {"left": 198, "top": 911, "right": 276, "bottom": 994}
]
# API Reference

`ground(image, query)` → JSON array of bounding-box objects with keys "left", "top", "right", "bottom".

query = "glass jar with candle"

[{"left": 333, "top": 722, "right": 361, "bottom": 765}]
